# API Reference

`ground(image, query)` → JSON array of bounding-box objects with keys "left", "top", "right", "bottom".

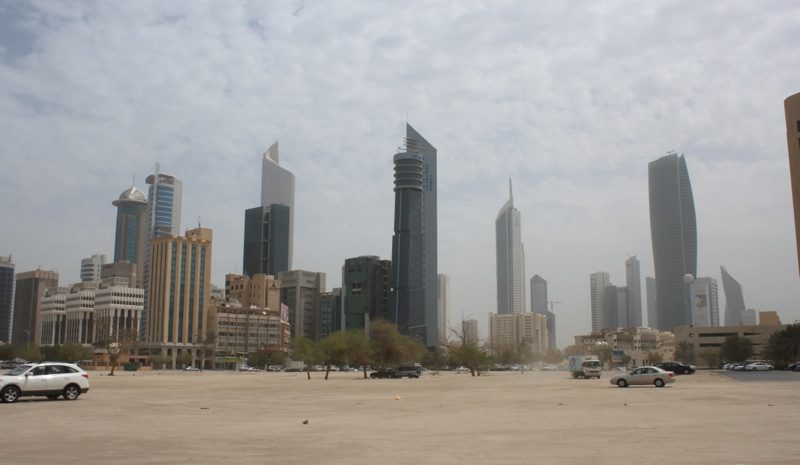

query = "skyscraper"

[
  {"left": 12, "top": 269, "right": 58, "bottom": 346},
  {"left": 0, "top": 255, "right": 14, "bottom": 343},
  {"left": 142, "top": 165, "right": 182, "bottom": 334},
  {"left": 530, "top": 275, "right": 556, "bottom": 350},
  {"left": 648, "top": 153, "right": 697, "bottom": 330},
  {"left": 342, "top": 256, "right": 391, "bottom": 332},
  {"left": 625, "top": 255, "right": 642, "bottom": 327},
  {"left": 259, "top": 142, "right": 295, "bottom": 270},
  {"left": 390, "top": 146, "right": 425, "bottom": 342},
  {"left": 437, "top": 273, "right": 451, "bottom": 344},
  {"left": 689, "top": 277, "right": 719, "bottom": 327},
  {"left": 112, "top": 184, "right": 147, "bottom": 287},
  {"left": 590, "top": 271, "right": 610, "bottom": 332},
  {"left": 645, "top": 277, "right": 656, "bottom": 328},
  {"left": 242, "top": 204, "right": 290, "bottom": 277},
  {"left": 784, "top": 92, "right": 800, "bottom": 276},
  {"left": 496, "top": 179, "right": 526, "bottom": 314},
  {"left": 80, "top": 254, "right": 106, "bottom": 283},
  {"left": 720, "top": 266, "right": 746, "bottom": 326},
  {"left": 278, "top": 270, "right": 325, "bottom": 340}
]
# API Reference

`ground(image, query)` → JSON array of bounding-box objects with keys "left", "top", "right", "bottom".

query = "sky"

[{"left": 1, "top": 0, "right": 798, "bottom": 348}]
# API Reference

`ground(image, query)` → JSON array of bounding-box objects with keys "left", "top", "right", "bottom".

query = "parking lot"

[{"left": 1, "top": 369, "right": 798, "bottom": 465}]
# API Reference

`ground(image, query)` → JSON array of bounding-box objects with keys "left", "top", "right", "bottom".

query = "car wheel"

[
  {"left": 654, "top": 378, "right": 665, "bottom": 388},
  {"left": 616, "top": 379, "right": 628, "bottom": 388},
  {"left": 63, "top": 384, "right": 81, "bottom": 401},
  {"left": 1, "top": 385, "right": 21, "bottom": 403},
  {"left": 47, "top": 394, "right": 60, "bottom": 400}
]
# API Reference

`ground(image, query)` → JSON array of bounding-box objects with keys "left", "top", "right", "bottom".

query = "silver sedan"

[{"left": 610, "top": 366, "right": 675, "bottom": 388}]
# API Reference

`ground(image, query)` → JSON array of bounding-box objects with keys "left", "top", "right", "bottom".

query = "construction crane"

[{"left": 548, "top": 299, "right": 562, "bottom": 312}]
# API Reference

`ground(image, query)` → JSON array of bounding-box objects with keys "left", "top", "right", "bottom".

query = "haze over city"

[{"left": 1, "top": 1, "right": 798, "bottom": 347}]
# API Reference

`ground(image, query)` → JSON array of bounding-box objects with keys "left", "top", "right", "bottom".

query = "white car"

[
  {"left": 610, "top": 366, "right": 676, "bottom": 388},
  {"left": 1, "top": 362, "right": 90, "bottom": 403},
  {"left": 745, "top": 362, "right": 774, "bottom": 371}
]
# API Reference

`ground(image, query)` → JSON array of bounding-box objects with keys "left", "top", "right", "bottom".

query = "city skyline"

[{"left": 1, "top": 3, "right": 799, "bottom": 347}]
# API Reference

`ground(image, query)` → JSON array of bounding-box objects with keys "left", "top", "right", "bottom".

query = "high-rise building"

[
  {"left": 342, "top": 256, "right": 391, "bottom": 332},
  {"left": 225, "top": 273, "right": 282, "bottom": 311},
  {"left": 496, "top": 179, "right": 526, "bottom": 315},
  {"left": 277, "top": 270, "right": 325, "bottom": 340},
  {"left": 101, "top": 261, "right": 137, "bottom": 287},
  {"left": 390, "top": 140, "right": 426, "bottom": 343},
  {"left": 143, "top": 165, "right": 182, "bottom": 334},
  {"left": 590, "top": 271, "right": 610, "bottom": 332},
  {"left": 437, "top": 273, "right": 451, "bottom": 344},
  {"left": 645, "top": 277, "right": 656, "bottom": 328},
  {"left": 0, "top": 255, "right": 14, "bottom": 343},
  {"left": 80, "top": 254, "right": 106, "bottom": 283},
  {"left": 785, "top": 92, "right": 800, "bottom": 276},
  {"left": 94, "top": 277, "right": 144, "bottom": 344},
  {"left": 689, "top": 277, "right": 719, "bottom": 327},
  {"left": 489, "top": 312, "right": 548, "bottom": 355},
  {"left": 319, "top": 288, "right": 342, "bottom": 339},
  {"left": 742, "top": 308, "right": 758, "bottom": 325},
  {"left": 243, "top": 204, "right": 290, "bottom": 277},
  {"left": 530, "top": 275, "right": 547, "bottom": 314},
  {"left": 625, "top": 256, "right": 642, "bottom": 327},
  {"left": 603, "top": 285, "right": 628, "bottom": 330},
  {"left": 145, "top": 228, "right": 212, "bottom": 368},
  {"left": 720, "top": 266, "right": 746, "bottom": 326},
  {"left": 12, "top": 269, "right": 59, "bottom": 346},
  {"left": 112, "top": 184, "right": 147, "bottom": 287},
  {"left": 649, "top": 153, "right": 697, "bottom": 330},
  {"left": 259, "top": 142, "right": 295, "bottom": 270},
  {"left": 462, "top": 319, "right": 479, "bottom": 345}
]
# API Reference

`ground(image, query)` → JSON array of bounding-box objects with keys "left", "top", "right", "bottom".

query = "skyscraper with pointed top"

[
  {"left": 496, "top": 179, "right": 526, "bottom": 314},
  {"left": 648, "top": 153, "right": 697, "bottom": 330},
  {"left": 390, "top": 124, "right": 438, "bottom": 347},
  {"left": 112, "top": 183, "right": 147, "bottom": 287}
]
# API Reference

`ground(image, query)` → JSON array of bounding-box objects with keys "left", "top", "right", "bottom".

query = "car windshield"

[{"left": 4, "top": 364, "right": 34, "bottom": 376}]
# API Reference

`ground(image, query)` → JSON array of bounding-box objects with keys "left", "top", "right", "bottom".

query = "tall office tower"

[
  {"left": 390, "top": 145, "right": 426, "bottom": 342},
  {"left": 645, "top": 277, "right": 657, "bottom": 328},
  {"left": 785, "top": 92, "right": 800, "bottom": 276},
  {"left": 590, "top": 271, "right": 610, "bottom": 332},
  {"left": 12, "top": 269, "right": 58, "bottom": 346},
  {"left": 243, "top": 204, "right": 290, "bottom": 277},
  {"left": 688, "top": 277, "right": 719, "bottom": 327},
  {"left": 143, "top": 165, "right": 182, "bottom": 334},
  {"left": 319, "top": 288, "right": 342, "bottom": 339},
  {"left": 496, "top": 179, "right": 526, "bottom": 315},
  {"left": 462, "top": 319, "right": 479, "bottom": 346},
  {"left": 277, "top": 270, "right": 325, "bottom": 340},
  {"left": 40, "top": 287, "right": 67, "bottom": 346},
  {"left": 742, "top": 308, "right": 757, "bottom": 325},
  {"left": 437, "top": 273, "right": 451, "bottom": 344},
  {"left": 145, "top": 228, "right": 212, "bottom": 366},
  {"left": 342, "top": 256, "right": 391, "bottom": 331},
  {"left": 649, "top": 153, "right": 697, "bottom": 330},
  {"left": 225, "top": 273, "right": 282, "bottom": 311},
  {"left": 625, "top": 256, "right": 642, "bottom": 327},
  {"left": 112, "top": 184, "right": 147, "bottom": 287},
  {"left": 80, "top": 254, "right": 106, "bottom": 283},
  {"left": 260, "top": 142, "right": 295, "bottom": 269},
  {"left": 0, "top": 255, "right": 14, "bottom": 343},
  {"left": 530, "top": 275, "right": 547, "bottom": 314},
  {"left": 603, "top": 285, "right": 628, "bottom": 329},
  {"left": 720, "top": 266, "right": 746, "bottom": 326}
]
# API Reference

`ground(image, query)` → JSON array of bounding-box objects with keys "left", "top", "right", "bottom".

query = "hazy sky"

[{"left": 1, "top": 1, "right": 798, "bottom": 347}]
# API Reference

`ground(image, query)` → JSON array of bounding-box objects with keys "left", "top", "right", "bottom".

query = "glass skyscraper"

[
  {"left": 496, "top": 179, "right": 525, "bottom": 314},
  {"left": 112, "top": 185, "right": 147, "bottom": 286},
  {"left": 0, "top": 255, "right": 14, "bottom": 343},
  {"left": 648, "top": 153, "right": 697, "bottom": 331},
  {"left": 720, "top": 266, "right": 746, "bottom": 326}
]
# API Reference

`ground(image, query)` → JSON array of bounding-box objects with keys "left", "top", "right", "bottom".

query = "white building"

[
  {"left": 495, "top": 179, "right": 526, "bottom": 315},
  {"left": 689, "top": 277, "right": 719, "bottom": 327},
  {"left": 80, "top": 254, "right": 106, "bottom": 283},
  {"left": 40, "top": 287, "right": 68, "bottom": 345},
  {"left": 95, "top": 277, "right": 144, "bottom": 343},
  {"left": 489, "top": 312, "right": 548, "bottom": 354},
  {"left": 261, "top": 142, "right": 296, "bottom": 270}
]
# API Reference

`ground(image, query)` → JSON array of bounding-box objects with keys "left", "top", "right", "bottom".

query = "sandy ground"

[{"left": 1, "top": 369, "right": 798, "bottom": 465}]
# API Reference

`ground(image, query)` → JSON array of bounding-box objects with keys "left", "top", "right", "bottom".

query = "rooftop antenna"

[{"left": 197, "top": 216, "right": 201, "bottom": 228}]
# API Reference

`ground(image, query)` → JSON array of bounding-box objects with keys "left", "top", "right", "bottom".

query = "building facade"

[
  {"left": 785, "top": 92, "right": 800, "bottom": 277},
  {"left": 590, "top": 271, "right": 610, "bottom": 332},
  {"left": 673, "top": 319, "right": 786, "bottom": 365},
  {"left": 625, "top": 255, "right": 642, "bottom": 327},
  {"left": 649, "top": 153, "right": 697, "bottom": 331},
  {"left": 225, "top": 273, "right": 282, "bottom": 312},
  {"left": 645, "top": 277, "right": 657, "bottom": 328},
  {"left": 462, "top": 319, "right": 479, "bottom": 346},
  {"left": 530, "top": 275, "right": 547, "bottom": 314},
  {"left": 208, "top": 299, "right": 290, "bottom": 359},
  {"left": 319, "top": 288, "right": 342, "bottom": 339},
  {"left": 12, "top": 269, "right": 58, "bottom": 346},
  {"left": 489, "top": 312, "right": 548, "bottom": 355},
  {"left": 243, "top": 204, "right": 290, "bottom": 277},
  {"left": 720, "top": 266, "right": 746, "bottom": 326},
  {"left": 112, "top": 185, "right": 147, "bottom": 287},
  {"left": 496, "top": 179, "right": 526, "bottom": 315},
  {"left": 277, "top": 270, "right": 325, "bottom": 340},
  {"left": 145, "top": 228, "right": 212, "bottom": 367},
  {"left": 94, "top": 277, "right": 144, "bottom": 346},
  {"left": 260, "top": 142, "right": 295, "bottom": 271},
  {"left": 80, "top": 254, "right": 106, "bottom": 284},
  {"left": 689, "top": 277, "right": 719, "bottom": 327},
  {"left": 40, "top": 287, "right": 67, "bottom": 346},
  {"left": 0, "top": 255, "right": 14, "bottom": 343},
  {"left": 437, "top": 273, "right": 451, "bottom": 344},
  {"left": 342, "top": 256, "right": 391, "bottom": 332}
]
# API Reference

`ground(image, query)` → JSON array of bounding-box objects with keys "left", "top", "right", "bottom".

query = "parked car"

[
  {"left": 745, "top": 362, "right": 774, "bottom": 371},
  {"left": 394, "top": 364, "right": 422, "bottom": 378},
  {"left": 1, "top": 362, "right": 90, "bottom": 403},
  {"left": 183, "top": 366, "right": 201, "bottom": 372},
  {"left": 454, "top": 366, "right": 470, "bottom": 373},
  {"left": 656, "top": 361, "right": 696, "bottom": 374},
  {"left": 610, "top": 366, "right": 675, "bottom": 388},
  {"left": 369, "top": 368, "right": 397, "bottom": 379},
  {"left": 787, "top": 362, "right": 800, "bottom": 372}
]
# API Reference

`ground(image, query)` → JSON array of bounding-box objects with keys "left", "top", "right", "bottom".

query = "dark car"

[
  {"left": 656, "top": 361, "right": 696, "bottom": 374},
  {"left": 787, "top": 362, "right": 800, "bottom": 372},
  {"left": 370, "top": 368, "right": 397, "bottom": 379}
]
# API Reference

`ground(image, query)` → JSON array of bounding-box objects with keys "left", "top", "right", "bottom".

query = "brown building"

[
  {"left": 101, "top": 261, "right": 138, "bottom": 288},
  {"left": 225, "top": 273, "right": 281, "bottom": 311},
  {"left": 786, "top": 92, "right": 800, "bottom": 276},
  {"left": 144, "top": 228, "right": 213, "bottom": 368},
  {"left": 673, "top": 314, "right": 785, "bottom": 366},
  {"left": 12, "top": 269, "right": 58, "bottom": 347}
]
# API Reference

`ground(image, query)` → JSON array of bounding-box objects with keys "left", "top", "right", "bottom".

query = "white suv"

[{"left": 1, "top": 362, "right": 90, "bottom": 403}]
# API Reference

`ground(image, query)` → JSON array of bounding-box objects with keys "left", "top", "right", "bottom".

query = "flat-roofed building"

[
  {"left": 208, "top": 299, "right": 289, "bottom": 361},
  {"left": 489, "top": 312, "right": 548, "bottom": 355},
  {"left": 40, "top": 287, "right": 68, "bottom": 346},
  {"left": 674, "top": 320, "right": 785, "bottom": 365},
  {"left": 12, "top": 269, "right": 58, "bottom": 347}
]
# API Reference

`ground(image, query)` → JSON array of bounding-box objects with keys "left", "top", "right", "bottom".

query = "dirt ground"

[{"left": 1, "top": 369, "right": 798, "bottom": 465}]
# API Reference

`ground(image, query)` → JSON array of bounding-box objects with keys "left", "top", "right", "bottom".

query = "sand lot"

[{"left": 1, "top": 369, "right": 798, "bottom": 465}]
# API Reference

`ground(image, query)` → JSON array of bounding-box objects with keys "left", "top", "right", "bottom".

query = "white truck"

[{"left": 568, "top": 355, "right": 602, "bottom": 379}]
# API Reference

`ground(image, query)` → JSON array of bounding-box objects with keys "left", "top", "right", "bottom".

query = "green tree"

[
  {"left": 343, "top": 330, "right": 372, "bottom": 379},
  {"left": 290, "top": 336, "right": 318, "bottom": 379},
  {"left": 675, "top": 341, "right": 696, "bottom": 364},
  {"left": 451, "top": 342, "right": 490, "bottom": 376},
  {"left": 370, "top": 320, "right": 417, "bottom": 369},
  {"left": 699, "top": 348, "right": 721, "bottom": 369},
  {"left": 764, "top": 324, "right": 800, "bottom": 367},
  {"left": 176, "top": 351, "right": 193, "bottom": 369},
  {"left": 720, "top": 334, "right": 753, "bottom": 362},
  {"left": 150, "top": 352, "right": 169, "bottom": 370},
  {"left": 318, "top": 331, "right": 350, "bottom": 380}
]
